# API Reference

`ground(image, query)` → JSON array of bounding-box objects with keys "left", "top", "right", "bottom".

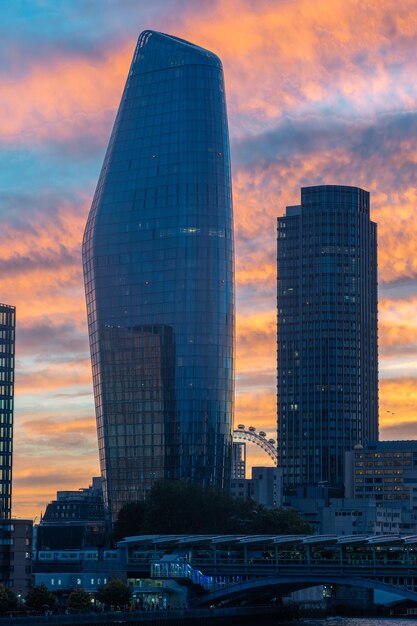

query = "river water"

[{"left": 290, "top": 616, "right": 417, "bottom": 626}]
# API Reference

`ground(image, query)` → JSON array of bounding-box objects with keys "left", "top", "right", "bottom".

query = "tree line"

[
  {"left": 0, "top": 579, "right": 131, "bottom": 614},
  {"left": 112, "top": 479, "right": 311, "bottom": 542}
]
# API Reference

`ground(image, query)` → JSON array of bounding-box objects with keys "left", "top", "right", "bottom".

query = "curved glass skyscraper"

[
  {"left": 277, "top": 186, "right": 378, "bottom": 491},
  {"left": 83, "top": 31, "right": 234, "bottom": 520}
]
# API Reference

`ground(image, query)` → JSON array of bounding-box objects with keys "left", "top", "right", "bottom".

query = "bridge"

[{"left": 119, "top": 534, "right": 417, "bottom": 605}]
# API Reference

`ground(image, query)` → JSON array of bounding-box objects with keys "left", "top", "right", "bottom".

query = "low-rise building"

[
  {"left": 0, "top": 519, "right": 32, "bottom": 596},
  {"left": 229, "top": 477, "right": 251, "bottom": 501},
  {"left": 288, "top": 495, "right": 377, "bottom": 535},
  {"left": 230, "top": 466, "right": 283, "bottom": 508},
  {"left": 36, "top": 477, "right": 105, "bottom": 550},
  {"left": 345, "top": 441, "right": 417, "bottom": 505},
  {"left": 252, "top": 467, "right": 283, "bottom": 508}
]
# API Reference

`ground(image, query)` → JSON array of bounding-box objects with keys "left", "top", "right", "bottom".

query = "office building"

[
  {"left": 345, "top": 441, "right": 417, "bottom": 505},
  {"left": 251, "top": 466, "right": 283, "bottom": 508},
  {"left": 0, "top": 519, "right": 32, "bottom": 596},
  {"left": 230, "top": 466, "right": 283, "bottom": 508},
  {"left": 277, "top": 186, "right": 378, "bottom": 491},
  {"left": 0, "top": 306, "right": 33, "bottom": 594},
  {"left": 373, "top": 503, "right": 417, "bottom": 535},
  {"left": 229, "top": 476, "right": 252, "bottom": 501},
  {"left": 288, "top": 494, "right": 377, "bottom": 535},
  {"left": 37, "top": 477, "right": 105, "bottom": 550},
  {"left": 231, "top": 441, "right": 246, "bottom": 480},
  {"left": 83, "top": 31, "right": 235, "bottom": 520},
  {"left": 0, "top": 303, "right": 15, "bottom": 519}
]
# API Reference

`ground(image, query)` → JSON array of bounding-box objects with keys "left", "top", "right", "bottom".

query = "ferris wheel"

[{"left": 232, "top": 424, "right": 278, "bottom": 464}]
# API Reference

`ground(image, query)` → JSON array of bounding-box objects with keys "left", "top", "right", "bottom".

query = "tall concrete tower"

[{"left": 277, "top": 185, "right": 378, "bottom": 492}]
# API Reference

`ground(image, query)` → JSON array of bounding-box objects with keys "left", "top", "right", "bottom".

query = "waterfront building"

[
  {"left": 288, "top": 493, "right": 377, "bottom": 535},
  {"left": 230, "top": 466, "right": 283, "bottom": 508},
  {"left": 0, "top": 306, "right": 31, "bottom": 595},
  {"left": 373, "top": 502, "right": 417, "bottom": 535},
  {"left": 0, "top": 519, "right": 32, "bottom": 595},
  {"left": 277, "top": 186, "right": 378, "bottom": 491},
  {"left": 345, "top": 440, "right": 417, "bottom": 506},
  {"left": 83, "top": 31, "right": 235, "bottom": 520},
  {"left": 37, "top": 477, "right": 105, "bottom": 550},
  {"left": 0, "top": 303, "right": 15, "bottom": 519}
]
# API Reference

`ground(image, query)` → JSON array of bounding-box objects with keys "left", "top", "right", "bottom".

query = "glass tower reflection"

[
  {"left": 0, "top": 303, "right": 15, "bottom": 519},
  {"left": 277, "top": 186, "right": 378, "bottom": 491},
  {"left": 83, "top": 31, "right": 234, "bottom": 520}
]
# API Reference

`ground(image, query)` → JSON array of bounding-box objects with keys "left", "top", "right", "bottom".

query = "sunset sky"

[{"left": 1, "top": 0, "right": 417, "bottom": 519}]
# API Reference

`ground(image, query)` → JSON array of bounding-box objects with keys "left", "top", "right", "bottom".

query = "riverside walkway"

[{"left": 0, "top": 606, "right": 290, "bottom": 626}]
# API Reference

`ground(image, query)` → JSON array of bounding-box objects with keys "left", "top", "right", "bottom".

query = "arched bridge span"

[{"left": 195, "top": 573, "right": 417, "bottom": 606}]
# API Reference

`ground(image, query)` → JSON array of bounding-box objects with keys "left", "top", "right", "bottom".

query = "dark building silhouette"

[
  {"left": 0, "top": 306, "right": 32, "bottom": 595},
  {"left": 37, "top": 478, "right": 105, "bottom": 550},
  {"left": 0, "top": 303, "right": 15, "bottom": 519},
  {"left": 231, "top": 441, "right": 246, "bottom": 480},
  {"left": 83, "top": 31, "right": 235, "bottom": 521},
  {"left": 0, "top": 520, "right": 32, "bottom": 596},
  {"left": 277, "top": 185, "right": 378, "bottom": 491}
]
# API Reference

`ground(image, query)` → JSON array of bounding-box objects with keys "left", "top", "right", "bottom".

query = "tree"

[
  {"left": 0, "top": 585, "right": 18, "bottom": 614},
  {"left": 25, "top": 584, "right": 56, "bottom": 612},
  {"left": 112, "top": 480, "right": 312, "bottom": 539},
  {"left": 247, "top": 505, "right": 312, "bottom": 534},
  {"left": 67, "top": 588, "right": 92, "bottom": 612},
  {"left": 97, "top": 579, "right": 131, "bottom": 609},
  {"left": 111, "top": 500, "right": 146, "bottom": 544}
]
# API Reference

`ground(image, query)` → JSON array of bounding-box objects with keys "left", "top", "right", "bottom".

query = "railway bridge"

[{"left": 119, "top": 534, "right": 417, "bottom": 605}]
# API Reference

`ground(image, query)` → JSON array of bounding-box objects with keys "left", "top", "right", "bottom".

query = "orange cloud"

[
  {"left": 379, "top": 296, "right": 417, "bottom": 355},
  {"left": 12, "top": 412, "right": 99, "bottom": 519},
  {"left": 0, "top": 45, "right": 132, "bottom": 144},
  {"left": 236, "top": 310, "right": 275, "bottom": 371},
  {"left": 22, "top": 416, "right": 95, "bottom": 437},
  {"left": 4, "top": 1, "right": 417, "bottom": 519},
  {"left": 17, "top": 361, "right": 91, "bottom": 394},
  {"left": 374, "top": 187, "right": 417, "bottom": 283},
  {"left": 379, "top": 378, "right": 417, "bottom": 428},
  {"left": 181, "top": 0, "right": 417, "bottom": 122},
  {"left": 3, "top": 0, "right": 417, "bottom": 149},
  {"left": 235, "top": 391, "right": 276, "bottom": 430},
  {"left": 0, "top": 199, "right": 89, "bottom": 327},
  {"left": 13, "top": 465, "right": 100, "bottom": 520}
]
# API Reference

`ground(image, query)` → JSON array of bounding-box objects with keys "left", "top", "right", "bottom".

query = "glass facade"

[
  {"left": 0, "top": 304, "right": 15, "bottom": 519},
  {"left": 83, "top": 31, "right": 234, "bottom": 520},
  {"left": 277, "top": 186, "right": 378, "bottom": 490}
]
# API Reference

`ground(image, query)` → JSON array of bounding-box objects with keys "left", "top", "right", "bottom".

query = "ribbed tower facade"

[
  {"left": 277, "top": 185, "right": 378, "bottom": 491},
  {"left": 0, "top": 304, "right": 15, "bottom": 519},
  {"left": 83, "top": 31, "right": 234, "bottom": 521}
]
